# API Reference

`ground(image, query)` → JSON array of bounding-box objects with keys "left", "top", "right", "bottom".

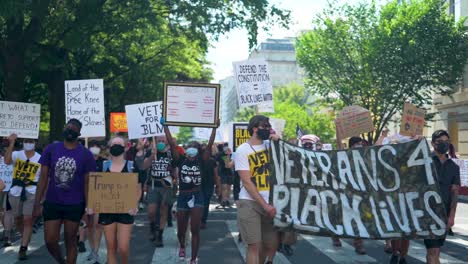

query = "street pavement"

[{"left": 1, "top": 201, "right": 468, "bottom": 264}]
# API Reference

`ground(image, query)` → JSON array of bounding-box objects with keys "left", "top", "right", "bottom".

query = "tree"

[
  {"left": 0, "top": 0, "right": 290, "bottom": 140},
  {"left": 235, "top": 83, "right": 336, "bottom": 142},
  {"left": 296, "top": 0, "right": 468, "bottom": 144}
]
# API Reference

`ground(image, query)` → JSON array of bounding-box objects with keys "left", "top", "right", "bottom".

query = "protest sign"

[
  {"left": 231, "top": 122, "right": 249, "bottom": 152},
  {"left": 322, "top": 143, "right": 333, "bottom": 151},
  {"left": 88, "top": 172, "right": 138, "bottom": 213},
  {"left": 0, "top": 101, "right": 41, "bottom": 139},
  {"left": 335, "top": 105, "right": 374, "bottom": 138},
  {"left": 110, "top": 112, "right": 128, "bottom": 133},
  {"left": 270, "top": 139, "right": 447, "bottom": 239},
  {"left": 453, "top": 159, "right": 468, "bottom": 187},
  {"left": 163, "top": 82, "right": 220, "bottom": 128},
  {"left": 65, "top": 79, "right": 105, "bottom": 137},
  {"left": 125, "top": 101, "right": 164, "bottom": 140},
  {"left": 193, "top": 127, "right": 211, "bottom": 140},
  {"left": 233, "top": 59, "right": 274, "bottom": 109},
  {"left": 400, "top": 103, "right": 426, "bottom": 136},
  {"left": 270, "top": 118, "right": 286, "bottom": 136},
  {"left": 0, "top": 157, "right": 13, "bottom": 192}
]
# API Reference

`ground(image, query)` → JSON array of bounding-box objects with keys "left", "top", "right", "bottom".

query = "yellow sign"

[
  {"left": 248, "top": 149, "right": 270, "bottom": 192},
  {"left": 13, "top": 159, "right": 40, "bottom": 183},
  {"left": 110, "top": 112, "right": 128, "bottom": 133}
]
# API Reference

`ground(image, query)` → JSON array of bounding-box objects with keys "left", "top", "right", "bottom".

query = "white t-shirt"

[
  {"left": 10, "top": 150, "right": 41, "bottom": 196},
  {"left": 0, "top": 156, "right": 14, "bottom": 192},
  {"left": 234, "top": 142, "right": 270, "bottom": 203}
]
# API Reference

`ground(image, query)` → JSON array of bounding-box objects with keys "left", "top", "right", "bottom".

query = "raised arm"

[
  {"left": 334, "top": 120, "right": 345, "bottom": 150},
  {"left": 4, "top": 134, "right": 17, "bottom": 165},
  {"left": 203, "top": 119, "right": 220, "bottom": 161},
  {"left": 164, "top": 126, "right": 180, "bottom": 162}
]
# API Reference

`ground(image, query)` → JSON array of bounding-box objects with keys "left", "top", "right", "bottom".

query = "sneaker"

[
  {"left": 283, "top": 245, "right": 294, "bottom": 256},
  {"left": 87, "top": 250, "right": 98, "bottom": 261},
  {"left": 138, "top": 202, "right": 144, "bottom": 210},
  {"left": 155, "top": 236, "right": 164, "bottom": 248},
  {"left": 332, "top": 237, "right": 342, "bottom": 247},
  {"left": 399, "top": 257, "right": 407, "bottom": 264},
  {"left": 78, "top": 241, "right": 86, "bottom": 253},
  {"left": 3, "top": 239, "right": 12, "bottom": 248},
  {"left": 178, "top": 247, "right": 186, "bottom": 259},
  {"left": 389, "top": 254, "right": 400, "bottom": 264},
  {"left": 18, "top": 246, "right": 27, "bottom": 260},
  {"left": 448, "top": 229, "right": 454, "bottom": 236}
]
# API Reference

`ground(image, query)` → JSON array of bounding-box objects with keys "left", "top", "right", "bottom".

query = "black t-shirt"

[
  {"left": 202, "top": 157, "right": 217, "bottom": 189},
  {"left": 148, "top": 151, "right": 173, "bottom": 187},
  {"left": 216, "top": 152, "right": 233, "bottom": 176},
  {"left": 432, "top": 154, "right": 460, "bottom": 213},
  {"left": 176, "top": 156, "right": 203, "bottom": 191},
  {"left": 95, "top": 157, "right": 105, "bottom": 173}
]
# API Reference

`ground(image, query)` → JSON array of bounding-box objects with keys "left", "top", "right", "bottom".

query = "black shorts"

[
  {"left": 43, "top": 202, "right": 85, "bottom": 223},
  {"left": 221, "top": 173, "right": 233, "bottom": 185},
  {"left": 424, "top": 237, "right": 446, "bottom": 249},
  {"left": 98, "top": 213, "right": 134, "bottom": 225}
]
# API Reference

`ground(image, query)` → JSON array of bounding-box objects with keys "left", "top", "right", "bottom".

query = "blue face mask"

[
  {"left": 157, "top": 142, "right": 166, "bottom": 151},
  {"left": 186, "top": 147, "right": 198, "bottom": 158}
]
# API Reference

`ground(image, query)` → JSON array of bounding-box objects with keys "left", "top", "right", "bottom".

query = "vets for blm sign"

[{"left": 270, "top": 140, "right": 447, "bottom": 239}]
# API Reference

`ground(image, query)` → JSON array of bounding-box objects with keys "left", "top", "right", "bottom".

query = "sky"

[{"left": 206, "top": 0, "right": 354, "bottom": 82}]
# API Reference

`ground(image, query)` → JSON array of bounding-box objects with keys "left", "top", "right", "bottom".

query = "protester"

[
  {"left": 33, "top": 119, "right": 96, "bottom": 264},
  {"left": 163, "top": 118, "right": 219, "bottom": 264},
  {"left": 143, "top": 135, "right": 174, "bottom": 247},
  {"left": 95, "top": 136, "right": 140, "bottom": 264},
  {"left": 4, "top": 134, "right": 41, "bottom": 260},
  {"left": 133, "top": 138, "right": 148, "bottom": 210},
  {"left": 201, "top": 145, "right": 219, "bottom": 229},
  {"left": 234, "top": 115, "right": 280, "bottom": 264},
  {"left": 81, "top": 140, "right": 106, "bottom": 263},
  {"left": 0, "top": 140, "right": 15, "bottom": 247},
  {"left": 424, "top": 130, "right": 460, "bottom": 264},
  {"left": 216, "top": 143, "right": 234, "bottom": 208}
]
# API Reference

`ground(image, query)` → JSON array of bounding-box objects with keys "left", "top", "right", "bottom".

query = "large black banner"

[{"left": 270, "top": 139, "right": 447, "bottom": 239}]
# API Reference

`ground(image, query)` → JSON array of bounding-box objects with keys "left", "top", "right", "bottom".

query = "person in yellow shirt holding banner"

[{"left": 4, "top": 133, "right": 41, "bottom": 260}]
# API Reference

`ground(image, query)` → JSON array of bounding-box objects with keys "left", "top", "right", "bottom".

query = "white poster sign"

[
  {"left": 0, "top": 101, "right": 41, "bottom": 139},
  {"left": 65, "top": 79, "right": 105, "bottom": 137},
  {"left": 193, "top": 127, "right": 211, "bottom": 140},
  {"left": 164, "top": 82, "right": 220, "bottom": 127},
  {"left": 0, "top": 157, "right": 13, "bottom": 192},
  {"left": 453, "top": 159, "right": 468, "bottom": 187},
  {"left": 125, "top": 101, "right": 164, "bottom": 139},
  {"left": 233, "top": 59, "right": 274, "bottom": 109},
  {"left": 270, "top": 118, "right": 286, "bottom": 136}
]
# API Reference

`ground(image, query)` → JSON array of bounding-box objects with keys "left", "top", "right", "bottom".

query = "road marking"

[
  {"left": 300, "top": 235, "right": 377, "bottom": 264},
  {"left": 226, "top": 220, "right": 291, "bottom": 264},
  {"left": 375, "top": 239, "right": 465, "bottom": 264}
]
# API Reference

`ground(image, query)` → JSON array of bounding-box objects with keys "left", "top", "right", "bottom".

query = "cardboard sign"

[
  {"left": 88, "top": 172, "right": 138, "bottom": 213},
  {"left": 110, "top": 112, "right": 128, "bottom": 133},
  {"left": 271, "top": 139, "right": 447, "bottom": 239},
  {"left": 231, "top": 122, "right": 249, "bottom": 152},
  {"left": 233, "top": 59, "right": 274, "bottom": 109},
  {"left": 453, "top": 159, "right": 468, "bottom": 187},
  {"left": 125, "top": 101, "right": 164, "bottom": 140},
  {"left": 0, "top": 101, "right": 41, "bottom": 139},
  {"left": 400, "top": 102, "right": 426, "bottom": 136},
  {"left": 65, "top": 79, "right": 105, "bottom": 137},
  {"left": 163, "top": 82, "right": 220, "bottom": 128},
  {"left": 335, "top": 105, "right": 374, "bottom": 138},
  {"left": 0, "top": 157, "right": 13, "bottom": 192}
]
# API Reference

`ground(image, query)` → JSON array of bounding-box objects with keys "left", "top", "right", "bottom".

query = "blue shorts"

[{"left": 177, "top": 190, "right": 204, "bottom": 211}]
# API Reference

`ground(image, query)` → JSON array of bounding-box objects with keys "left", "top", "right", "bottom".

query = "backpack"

[{"left": 102, "top": 160, "right": 134, "bottom": 173}]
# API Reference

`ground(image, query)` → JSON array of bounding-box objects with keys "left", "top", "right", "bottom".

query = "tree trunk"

[{"left": 48, "top": 70, "right": 65, "bottom": 142}]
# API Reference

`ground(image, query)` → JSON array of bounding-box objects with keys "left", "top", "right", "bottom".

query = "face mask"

[
  {"left": 157, "top": 142, "right": 166, "bottom": 152},
  {"left": 110, "top": 144, "right": 125, "bottom": 156},
  {"left": 89, "top": 147, "right": 100, "bottom": 156},
  {"left": 63, "top": 128, "right": 79, "bottom": 142},
  {"left": 257, "top": 128, "right": 270, "bottom": 141},
  {"left": 23, "top": 143, "right": 35, "bottom": 151},
  {"left": 186, "top": 147, "right": 198, "bottom": 158},
  {"left": 435, "top": 141, "right": 449, "bottom": 154}
]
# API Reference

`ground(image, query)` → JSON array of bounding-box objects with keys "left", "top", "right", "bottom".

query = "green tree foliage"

[
  {"left": 235, "top": 83, "right": 335, "bottom": 143},
  {"left": 0, "top": 0, "right": 290, "bottom": 140},
  {"left": 296, "top": 0, "right": 468, "bottom": 144}
]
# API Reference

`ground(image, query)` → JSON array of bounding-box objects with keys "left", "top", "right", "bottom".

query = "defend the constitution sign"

[{"left": 270, "top": 139, "right": 447, "bottom": 239}]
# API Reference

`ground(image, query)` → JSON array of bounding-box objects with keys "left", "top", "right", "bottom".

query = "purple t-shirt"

[{"left": 39, "top": 142, "right": 96, "bottom": 205}]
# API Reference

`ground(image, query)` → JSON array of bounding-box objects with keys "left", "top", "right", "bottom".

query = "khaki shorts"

[
  {"left": 8, "top": 192, "right": 35, "bottom": 217},
  {"left": 237, "top": 199, "right": 278, "bottom": 246}
]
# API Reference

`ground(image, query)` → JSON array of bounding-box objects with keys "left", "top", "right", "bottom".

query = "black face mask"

[
  {"left": 63, "top": 128, "right": 80, "bottom": 142},
  {"left": 435, "top": 141, "right": 449, "bottom": 154},
  {"left": 257, "top": 128, "right": 270, "bottom": 141},
  {"left": 109, "top": 145, "right": 125, "bottom": 156}
]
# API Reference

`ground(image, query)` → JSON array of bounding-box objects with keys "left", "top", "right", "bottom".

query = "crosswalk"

[{"left": 1, "top": 210, "right": 468, "bottom": 263}]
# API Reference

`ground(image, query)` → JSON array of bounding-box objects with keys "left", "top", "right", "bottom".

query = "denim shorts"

[{"left": 177, "top": 190, "right": 204, "bottom": 212}]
